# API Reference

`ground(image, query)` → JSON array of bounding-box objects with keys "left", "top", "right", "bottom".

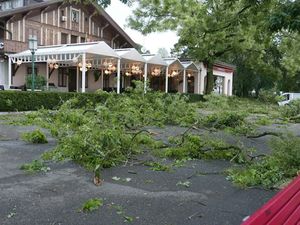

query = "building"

[{"left": 0, "top": 0, "right": 234, "bottom": 95}]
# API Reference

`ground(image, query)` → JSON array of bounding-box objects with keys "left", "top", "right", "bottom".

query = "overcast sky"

[{"left": 106, "top": 1, "right": 179, "bottom": 54}]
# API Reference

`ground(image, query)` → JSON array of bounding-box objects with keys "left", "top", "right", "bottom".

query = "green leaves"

[{"left": 81, "top": 198, "right": 103, "bottom": 212}]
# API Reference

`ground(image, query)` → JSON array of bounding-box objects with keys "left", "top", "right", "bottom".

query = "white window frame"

[{"left": 71, "top": 8, "right": 80, "bottom": 23}]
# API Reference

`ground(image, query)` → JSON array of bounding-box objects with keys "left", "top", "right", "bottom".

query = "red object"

[{"left": 242, "top": 175, "right": 300, "bottom": 225}]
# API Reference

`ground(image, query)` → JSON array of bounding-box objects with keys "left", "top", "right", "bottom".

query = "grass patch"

[
  {"left": 21, "top": 129, "right": 48, "bottom": 144},
  {"left": 81, "top": 198, "right": 103, "bottom": 212},
  {"left": 20, "top": 160, "right": 50, "bottom": 173}
]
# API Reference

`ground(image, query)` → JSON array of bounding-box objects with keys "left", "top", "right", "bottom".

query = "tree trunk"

[{"left": 205, "top": 61, "right": 214, "bottom": 94}]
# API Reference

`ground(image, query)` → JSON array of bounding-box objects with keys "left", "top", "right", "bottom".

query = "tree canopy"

[{"left": 126, "top": 0, "right": 300, "bottom": 95}]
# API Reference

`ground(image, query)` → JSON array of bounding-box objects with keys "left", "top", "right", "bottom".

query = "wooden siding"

[{"left": 3, "top": 3, "right": 132, "bottom": 54}]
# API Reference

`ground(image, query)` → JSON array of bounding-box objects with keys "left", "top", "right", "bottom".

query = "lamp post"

[{"left": 28, "top": 35, "right": 37, "bottom": 91}]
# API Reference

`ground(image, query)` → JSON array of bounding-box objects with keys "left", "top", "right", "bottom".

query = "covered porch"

[{"left": 8, "top": 42, "right": 121, "bottom": 93}]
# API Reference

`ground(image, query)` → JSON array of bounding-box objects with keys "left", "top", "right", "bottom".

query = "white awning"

[
  {"left": 142, "top": 54, "right": 167, "bottom": 66},
  {"left": 180, "top": 61, "right": 199, "bottom": 71},
  {"left": 9, "top": 41, "right": 120, "bottom": 64},
  {"left": 163, "top": 58, "right": 184, "bottom": 70},
  {"left": 115, "top": 48, "right": 145, "bottom": 63}
]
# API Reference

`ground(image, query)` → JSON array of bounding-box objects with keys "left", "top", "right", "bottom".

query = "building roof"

[
  {"left": 142, "top": 54, "right": 167, "bottom": 66},
  {"left": 180, "top": 61, "right": 198, "bottom": 71},
  {"left": 0, "top": 0, "right": 136, "bottom": 48},
  {"left": 163, "top": 58, "right": 184, "bottom": 69}
]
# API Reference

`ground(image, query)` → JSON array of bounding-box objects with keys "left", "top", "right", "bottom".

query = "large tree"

[{"left": 127, "top": 0, "right": 300, "bottom": 94}]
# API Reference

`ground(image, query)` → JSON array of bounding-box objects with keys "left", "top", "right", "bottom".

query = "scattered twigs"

[{"left": 247, "top": 131, "right": 282, "bottom": 138}]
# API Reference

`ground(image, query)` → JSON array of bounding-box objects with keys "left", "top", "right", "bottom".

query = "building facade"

[{"left": 0, "top": 0, "right": 234, "bottom": 95}]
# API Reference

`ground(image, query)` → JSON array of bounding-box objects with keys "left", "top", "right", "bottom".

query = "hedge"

[{"left": 0, "top": 91, "right": 203, "bottom": 112}]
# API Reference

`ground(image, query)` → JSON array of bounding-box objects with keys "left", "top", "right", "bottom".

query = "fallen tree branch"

[{"left": 247, "top": 132, "right": 282, "bottom": 138}]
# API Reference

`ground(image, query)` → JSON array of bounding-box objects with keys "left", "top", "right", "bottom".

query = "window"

[
  {"left": 71, "top": 35, "right": 78, "bottom": 44},
  {"left": 80, "top": 37, "right": 86, "bottom": 43},
  {"left": 71, "top": 9, "right": 79, "bottom": 23},
  {"left": 27, "top": 66, "right": 38, "bottom": 75},
  {"left": 58, "top": 68, "right": 68, "bottom": 87},
  {"left": 61, "top": 33, "right": 68, "bottom": 44}
]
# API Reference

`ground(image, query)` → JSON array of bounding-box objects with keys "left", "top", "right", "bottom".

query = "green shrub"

[
  {"left": 258, "top": 89, "right": 281, "bottom": 104},
  {"left": 21, "top": 129, "right": 48, "bottom": 144},
  {"left": 203, "top": 111, "right": 246, "bottom": 129},
  {"left": 81, "top": 198, "right": 103, "bottom": 212},
  {"left": 280, "top": 99, "right": 300, "bottom": 118},
  {"left": 228, "top": 134, "right": 300, "bottom": 188},
  {"left": 20, "top": 160, "right": 50, "bottom": 173},
  {"left": 25, "top": 74, "right": 47, "bottom": 90}
]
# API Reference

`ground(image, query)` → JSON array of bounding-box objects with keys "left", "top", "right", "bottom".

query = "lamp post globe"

[{"left": 28, "top": 35, "right": 38, "bottom": 91}]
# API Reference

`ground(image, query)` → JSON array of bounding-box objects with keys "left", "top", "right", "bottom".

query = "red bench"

[{"left": 242, "top": 175, "right": 300, "bottom": 225}]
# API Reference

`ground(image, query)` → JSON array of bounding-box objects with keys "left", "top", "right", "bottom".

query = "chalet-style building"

[{"left": 0, "top": 0, "right": 234, "bottom": 95}]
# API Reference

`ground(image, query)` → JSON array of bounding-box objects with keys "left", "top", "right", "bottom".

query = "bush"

[
  {"left": 0, "top": 91, "right": 110, "bottom": 112},
  {"left": 21, "top": 129, "right": 48, "bottom": 144},
  {"left": 280, "top": 99, "right": 300, "bottom": 118},
  {"left": 0, "top": 90, "right": 202, "bottom": 112},
  {"left": 258, "top": 89, "right": 281, "bottom": 104},
  {"left": 203, "top": 111, "right": 246, "bottom": 129},
  {"left": 26, "top": 74, "right": 47, "bottom": 90},
  {"left": 228, "top": 134, "right": 300, "bottom": 188}
]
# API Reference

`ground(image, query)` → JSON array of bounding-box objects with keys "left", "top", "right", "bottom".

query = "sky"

[{"left": 106, "top": 1, "right": 179, "bottom": 55}]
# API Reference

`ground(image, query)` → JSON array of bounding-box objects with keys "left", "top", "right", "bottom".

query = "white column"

[
  {"left": 76, "top": 66, "right": 79, "bottom": 92},
  {"left": 228, "top": 79, "right": 232, "bottom": 96},
  {"left": 197, "top": 70, "right": 201, "bottom": 94},
  {"left": 101, "top": 69, "right": 104, "bottom": 90},
  {"left": 117, "top": 58, "right": 121, "bottom": 94},
  {"left": 223, "top": 77, "right": 228, "bottom": 96},
  {"left": 200, "top": 69, "right": 206, "bottom": 95},
  {"left": 165, "top": 66, "right": 169, "bottom": 93},
  {"left": 81, "top": 53, "right": 86, "bottom": 93},
  {"left": 8, "top": 58, "right": 12, "bottom": 88},
  {"left": 144, "top": 63, "right": 148, "bottom": 93},
  {"left": 46, "top": 63, "right": 49, "bottom": 90},
  {"left": 183, "top": 69, "right": 186, "bottom": 93}
]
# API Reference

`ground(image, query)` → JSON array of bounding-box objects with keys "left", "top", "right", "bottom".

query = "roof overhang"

[
  {"left": 115, "top": 48, "right": 145, "bottom": 63},
  {"left": 9, "top": 41, "right": 119, "bottom": 65},
  {"left": 181, "top": 61, "right": 199, "bottom": 71},
  {"left": 142, "top": 54, "right": 167, "bottom": 66},
  {"left": 163, "top": 58, "right": 184, "bottom": 70}
]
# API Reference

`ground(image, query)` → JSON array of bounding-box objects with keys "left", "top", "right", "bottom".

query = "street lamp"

[{"left": 28, "top": 35, "right": 38, "bottom": 91}]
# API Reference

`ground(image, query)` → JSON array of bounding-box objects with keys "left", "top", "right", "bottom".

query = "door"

[{"left": 68, "top": 68, "right": 77, "bottom": 92}]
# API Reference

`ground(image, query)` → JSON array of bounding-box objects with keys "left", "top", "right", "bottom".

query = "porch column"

[
  {"left": 76, "top": 66, "right": 79, "bottom": 92},
  {"left": 46, "top": 63, "right": 49, "bottom": 90},
  {"left": 183, "top": 69, "right": 187, "bottom": 93},
  {"left": 165, "top": 66, "right": 169, "bottom": 93},
  {"left": 197, "top": 69, "right": 201, "bottom": 94},
  {"left": 200, "top": 69, "right": 206, "bottom": 95},
  {"left": 101, "top": 69, "right": 104, "bottom": 90},
  {"left": 81, "top": 53, "right": 86, "bottom": 93},
  {"left": 223, "top": 77, "right": 228, "bottom": 96},
  {"left": 8, "top": 57, "right": 12, "bottom": 88},
  {"left": 144, "top": 63, "right": 148, "bottom": 93},
  {"left": 117, "top": 58, "right": 121, "bottom": 94}
]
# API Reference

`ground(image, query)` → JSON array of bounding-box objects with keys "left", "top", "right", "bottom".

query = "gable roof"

[
  {"left": 0, "top": 0, "right": 136, "bottom": 48},
  {"left": 115, "top": 48, "right": 145, "bottom": 63},
  {"left": 142, "top": 54, "right": 167, "bottom": 66}
]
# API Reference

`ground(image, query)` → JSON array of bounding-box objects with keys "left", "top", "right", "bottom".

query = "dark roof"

[{"left": 0, "top": 0, "right": 136, "bottom": 47}]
